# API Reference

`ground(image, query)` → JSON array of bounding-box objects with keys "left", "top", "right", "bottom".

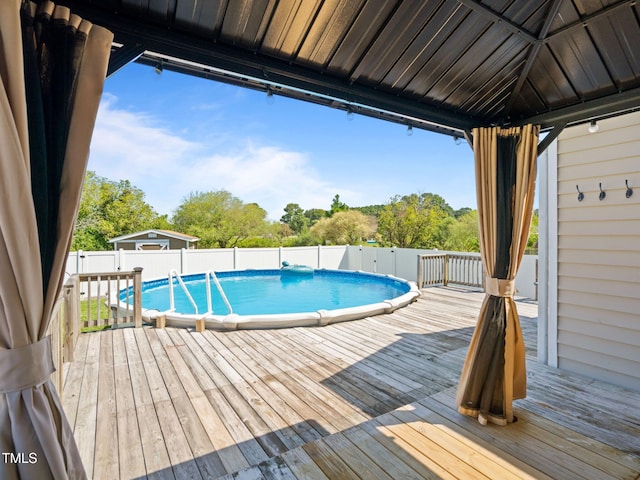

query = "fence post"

[
  {"left": 417, "top": 255, "right": 423, "bottom": 288},
  {"left": 133, "top": 267, "right": 143, "bottom": 328},
  {"left": 118, "top": 248, "right": 125, "bottom": 271},
  {"left": 390, "top": 248, "right": 396, "bottom": 276},
  {"left": 181, "top": 248, "right": 187, "bottom": 274}
]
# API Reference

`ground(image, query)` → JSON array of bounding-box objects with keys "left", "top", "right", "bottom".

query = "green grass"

[
  {"left": 81, "top": 324, "right": 112, "bottom": 332},
  {"left": 80, "top": 297, "right": 112, "bottom": 332}
]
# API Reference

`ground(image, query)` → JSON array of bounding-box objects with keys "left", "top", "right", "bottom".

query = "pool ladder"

[
  {"left": 206, "top": 270, "right": 233, "bottom": 314},
  {"left": 168, "top": 269, "right": 232, "bottom": 315}
]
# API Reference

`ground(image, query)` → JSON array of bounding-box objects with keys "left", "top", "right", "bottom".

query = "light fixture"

[
  {"left": 588, "top": 120, "right": 599, "bottom": 133},
  {"left": 453, "top": 135, "right": 462, "bottom": 145},
  {"left": 599, "top": 182, "right": 606, "bottom": 201},
  {"left": 576, "top": 185, "right": 584, "bottom": 202},
  {"left": 626, "top": 179, "right": 633, "bottom": 198},
  {"left": 154, "top": 60, "right": 163, "bottom": 75},
  {"left": 406, "top": 125, "right": 413, "bottom": 136},
  {"left": 346, "top": 106, "right": 354, "bottom": 121},
  {"left": 266, "top": 87, "right": 274, "bottom": 105}
]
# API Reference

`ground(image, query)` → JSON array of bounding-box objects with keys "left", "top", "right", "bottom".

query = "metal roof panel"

[
  {"left": 587, "top": 10, "right": 640, "bottom": 88},
  {"left": 326, "top": 1, "right": 400, "bottom": 77},
  {"left": 58, "top": 0, "right": 640, "bottom": 132}
]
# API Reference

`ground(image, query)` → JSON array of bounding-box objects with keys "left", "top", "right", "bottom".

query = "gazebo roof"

[{"left": 60, "top": 0, "right": 640, "bottom": 143}]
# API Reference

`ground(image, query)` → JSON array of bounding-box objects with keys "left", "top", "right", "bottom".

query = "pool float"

[{"left": 280, "top": 261, "right": 314, "bottom": 275}]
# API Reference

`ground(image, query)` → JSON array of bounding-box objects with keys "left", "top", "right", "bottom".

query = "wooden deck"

[{"left": 62, "top": 287, "right": 640, "bottom": 480}]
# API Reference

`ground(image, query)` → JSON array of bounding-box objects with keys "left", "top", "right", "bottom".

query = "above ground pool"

[{"left": 120, "top": 269, "right": 420, "bottom": 330}]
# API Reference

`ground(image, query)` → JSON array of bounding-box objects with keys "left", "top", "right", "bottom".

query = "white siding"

[{"left": 556, "top": 111, "right": 640, "bottom": 390}]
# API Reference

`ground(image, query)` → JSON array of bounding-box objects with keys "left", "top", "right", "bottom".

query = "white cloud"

[
  {"left": 91, "top": 94, "right": 198, "bottom": 172},
  {"left": 88, "top": 96, "right": 350, "bottom": 219}
]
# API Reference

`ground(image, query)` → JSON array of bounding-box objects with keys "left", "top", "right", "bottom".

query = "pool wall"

[{"left": 116, "top": 268, "right": 420, "bottom": 330}]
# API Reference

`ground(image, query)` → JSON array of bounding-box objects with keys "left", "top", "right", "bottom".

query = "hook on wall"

[
  {"left": 599, "top": 183, "right": 606, "bottom": 201},
  {"left": 576, "top": 185, "right": 584, "bottom": 202},
  {"left": 626, "top": 180, "right": 633, "bottom": 198}
]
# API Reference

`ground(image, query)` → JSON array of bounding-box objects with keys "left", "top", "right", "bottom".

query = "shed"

[{"left": 109, "top": 229, "right": 199, "bottom": 251}]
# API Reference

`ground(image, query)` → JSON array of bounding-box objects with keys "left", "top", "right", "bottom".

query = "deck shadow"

[{"left": 128, "top": 418, "right": 332, "bottom": 480}]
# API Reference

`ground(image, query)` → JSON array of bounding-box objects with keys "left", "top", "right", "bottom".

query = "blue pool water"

[{"left": 133, "top": 269, "right": 411, "bottom": 316}]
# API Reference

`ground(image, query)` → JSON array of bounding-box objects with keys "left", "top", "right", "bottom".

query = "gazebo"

[{"left": 1, "top": 0, "right": 638, "bottom": 477}]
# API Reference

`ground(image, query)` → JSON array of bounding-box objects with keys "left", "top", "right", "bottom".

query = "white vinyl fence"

[{"left": 66, "top": 246, "right": 538, "bottom": 299}]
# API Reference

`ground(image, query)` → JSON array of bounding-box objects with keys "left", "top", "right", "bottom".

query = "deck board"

[
  {"left": 93, "top": 330, "right": 119, "bottom": 480},
  {"left": 74, "top": 332, "right": 101, "bottom": 479},
  {"left": 62, "top": 287, "right": 640, "bottom": 479}
]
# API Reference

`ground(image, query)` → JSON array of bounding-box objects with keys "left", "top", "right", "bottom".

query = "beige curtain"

[
  {"left": 456, "top": 124, "right": 538, "bottom": 425},
  {"left": 0, "top": 1, "right": 111, "bottom": 478}
]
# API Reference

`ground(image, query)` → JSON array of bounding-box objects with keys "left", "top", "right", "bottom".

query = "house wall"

[{"left": 555, "top": 111, "right": 640, "bottom": 390}]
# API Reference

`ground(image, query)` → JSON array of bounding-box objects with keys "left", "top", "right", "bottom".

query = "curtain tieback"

[
  {"left": 485, "top": 277, "right": 516, "bottom": 297},
  {"left": 0, "top": 336, "right": 55, "bottom": 394}
]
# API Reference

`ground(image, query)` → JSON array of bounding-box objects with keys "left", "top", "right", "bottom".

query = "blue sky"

[{"left": 88, "top": 62, "right": 477, "bottom": 220}]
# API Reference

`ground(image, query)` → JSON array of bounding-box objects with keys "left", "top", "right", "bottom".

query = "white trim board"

[{"left": 538, "top": 139, "right": 559, "bottom": 367}]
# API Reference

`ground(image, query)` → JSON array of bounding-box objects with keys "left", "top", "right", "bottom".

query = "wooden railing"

[
  {"left": 417, "top": 253, "right": 484, "bottom": 289},
  {"left": 417, "top": 253, "right": 448, "bottom": 287},
  {"left": 75, "top": 267, "right": 143, "bottom": 330},
  {"left": 47, "top": 268, "right": 143, "bottom": 394}
]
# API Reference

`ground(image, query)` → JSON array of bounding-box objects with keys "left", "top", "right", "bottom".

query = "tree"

[
  {"left": 282, "top": 231, "right": 322, "bottom": 247},
  {"left": 407, "top": 192, "right": 454, "bottom": 217},
  {"left": 311, "top": 210, "right": 376, "bottom": 245},
  {"left": 329, "top": 194, "right": 348, "bottom": 216},
  {"left": 352, "top": 204, "right": 386, "bottom": 218},
  {"left": 454, "top": 207, "right": 473, "bottom": 218},
  {"left": 233, "top": 202, "right": 270, "bottom": 245},
  {"left": 172, "top": 190, "right": 268, "bottom": 248},
  {"left": 377, "top": 194, "right": 421, "bottom": 248},
  {"left": 72, "top": 171, "right": 163, "bottom": 250},
  {"left": 427, "top": 210, "right": 456, "bottom": 249},
  {"left": 304, "top": 208, "right": 326, "bottom": 227},
  {"left": 445, "top": 210, "right": 480, "bottom": 252},
  {"left": 527, "top": 209, "right": 539, "bottom": 253},
  {"left": 377, "top": 193, "right": 453, "bottom": 248},
  {"left": 280, "top": 203, "right": 309, "bottom": 235}
]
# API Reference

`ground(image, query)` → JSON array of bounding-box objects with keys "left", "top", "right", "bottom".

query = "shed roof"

[
  {"left": 108, "top": 229, "right": 200, "bottom": 243},
  {"left": 60, "top": 0, "right": 640, "bottom": 140}
]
